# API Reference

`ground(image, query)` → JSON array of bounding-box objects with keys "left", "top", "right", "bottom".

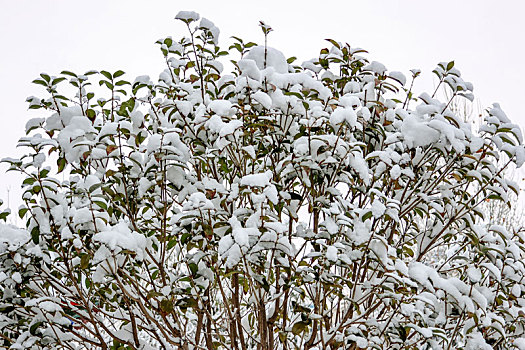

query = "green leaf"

[
  {"left": 80, "top": 254, "right": 90, "bottom": 269},
  {"left": 61, "top": 70, "right": 77, "bottom": 77},
  {"left": 32, "top": 79, "right": 48, "bottom": 87},
  {"left": 0, "top": 305, "right": 15, "bottom": 313},
  {"left": 325, "top": 38, "right": 340, "bottom": 49},
  {"left": 101, "top": 80, "right": 114, "bottom": 90},
  {"left": 164, "top": 38, "right": 173, "bottom": 47},
  {"left": 167, "top": 238, "right": 177, "bottom": 250},
  {"left": 231, "top": 36, "right": 243, "bottom": 43},
  {"left": 279, "top": 331, "right": 287, "bottom": 343},
  {"left": 86, "top": 109, "right": 96, "bottom": 121},
  {"left": 57, "top": 157, "right": 66, "bottom": 173},
  {"left": 100, "top": 71, "right": 113, "bottom": 80},
  {"left": 361, "top": 211, "right": 373, "bottom": 222},
  {"left": 40, "top": 73, "right": 51, "bottom": 82},
  {"left": 113, "top": 70, "right": 125, "bottom": 78},
  {"left": 487, "top": 194, "right": 503, "bottom": 201},
  {"left": 23, "top": 177, "right": 36, "bottom": 186},
  {"left": 89, "top": 183, "right": 103, "bottom": 193},
  {"left": 446, "top": 61, "right": 455, "bottom": 71},
  {"left": 19, "top": 207, "right": 29, "bottom": 219},
  {"left": 160, "top": 299, "right": 174, "bottom": 313},
  {"left": 52, "top": 77, "right": 66, "bottom": 85},
  {"left": 31, "top": 226, "right": 40, "bottom": 244},
  {"left": 30, "top": 321, "right": 43, "bottom": 335},
  {"left": 291, "top": 321, "right": 308, "bottom": 335},
  {"left": 39, "top": 169, "right": 50, "bottom": 178},
  {"left": 188, "top": 262, "right": 198, "bottom": 276},
  {"left": 180, "top": 232, "right": 191, "bottom": 244},
  {"left": 93, "top": 201, "right": 107, "bottom": 210}
]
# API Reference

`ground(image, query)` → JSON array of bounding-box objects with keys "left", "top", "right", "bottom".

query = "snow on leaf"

[
  {"left": 208, "top": 99, "right": 234, "bottom": 116},
  {"left": 175, "top": 11, "right": 200, "bottom": 23},
  {"left": 93, "top": 222, "right": 147, "bottom": 260},
  {"left": 246, "top": 46, "right": 288, "bottom": 74},
  {"left": 240, "top": 171, "right": 272, "bottom": 187}
]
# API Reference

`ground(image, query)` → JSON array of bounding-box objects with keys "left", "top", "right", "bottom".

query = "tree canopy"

[{"left": 1, "top": 10, "right": 525, "bottom": 350}]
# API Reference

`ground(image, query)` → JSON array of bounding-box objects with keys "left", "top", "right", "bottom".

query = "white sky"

[{"left": 1, "top": 0, "right": 524, "bottom": 218}]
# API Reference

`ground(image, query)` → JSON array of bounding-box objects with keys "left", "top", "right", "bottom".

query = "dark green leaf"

[
  {"left": 100, "top": 71, "right": 113, "bottom": 80},
  {"left": 32, "top": 79, "right": 48, "bottom": 87},
  {"left": 160, "top": 299, "right": 174, "bottom": 313},
  {"left": 61, "top": 70, "right": 77, "bottom": 77},
  {"left": 30, "top": 321, "right": 43, "bottom": 335},
  {"left": 361, "top": 211, "right": 373, "bottom": 222},
  {"left": 291, "top": 321, "right": 308, "bottom": 335},
  {"left": 57, "top": 157, "right": 66, "bottom": 173},
  {"left": 113, "top": 70, "right": 125, "bottom": 78},
  {"left": 80, "top": 254, "right": 90, "bottom": 269},
  {"left": 19, "top": 207, "right": 29, "bottom": 219}
]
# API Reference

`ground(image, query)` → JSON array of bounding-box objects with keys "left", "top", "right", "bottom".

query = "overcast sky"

[{"left": 0, "top": 0, "right": 524, "bottom": 217}]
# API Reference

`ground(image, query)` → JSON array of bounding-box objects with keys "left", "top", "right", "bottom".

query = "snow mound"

[
  {"left": 0, "top": 224, "right": 30, "bottom": 253},
  {"left": 246, "top": 46, "right": 288, "bottom": 74},
  {"left": 93, "top": 222, "right": 147, "bottom": 260}
]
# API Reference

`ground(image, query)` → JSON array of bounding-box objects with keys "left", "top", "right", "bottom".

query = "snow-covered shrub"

[{"left": 2, "top": 10, "right": 525, "bottom": 349}]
